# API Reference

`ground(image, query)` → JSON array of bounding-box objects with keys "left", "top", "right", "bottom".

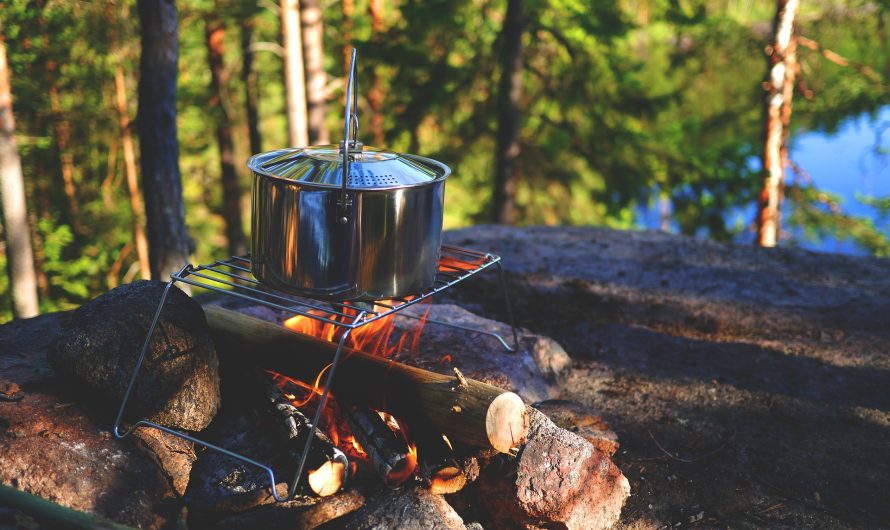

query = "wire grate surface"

[{"left": 171, "top": 244, "right": 500, "bottom": 330}]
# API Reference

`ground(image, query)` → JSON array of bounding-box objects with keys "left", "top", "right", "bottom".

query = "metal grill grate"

[{"left": 114, "top": 244, "right": 518, "bottom": 502}]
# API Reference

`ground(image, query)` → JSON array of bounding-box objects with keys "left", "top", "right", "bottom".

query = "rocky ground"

[
  {"left": 1, "top": 225, "right": 888, "bottom": 529},
  {"left": 441, "top": 225, "right": 890, "bottom": 529}
]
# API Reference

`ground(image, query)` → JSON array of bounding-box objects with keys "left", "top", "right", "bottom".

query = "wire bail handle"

[{"left": 338, "top": 48, "right": 361, "bottom": 223}]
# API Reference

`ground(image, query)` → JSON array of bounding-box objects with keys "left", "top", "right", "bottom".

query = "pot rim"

[{"left": 247, "top": 148, "right": 451, "bottom": 191}]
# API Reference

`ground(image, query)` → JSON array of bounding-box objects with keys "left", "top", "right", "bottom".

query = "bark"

[
  {"left": 414, "top": 420, "right": 467, "bottom": 494},
  {"left": 48, "top": 87, "right": 83, "bottom": 235},
  {"left": 260, "top": 375, "right": 348, "bottom": 496},
  {"left": 114, "top": 62, "right": 151, "bottom": 280},
  {"left": 281, "top": 0, "right": 309, "bottom": 147},
  {"left": 301, "top": 0, "right": 329, "bottom": 144},
  {"left": 206, "top": 17, "right": 247, "bottom": 256},
  {"left": 0, "top": 36, "right": 39, "bottom": 319},
  {"left": 203, "top": 305, "right": 530, "bottom": 453},
  {"left": 347, "top": 407, "right": 415, "bottom": 486},
  {"left": 756, "top": 0, "right": 799, "bottom": 247},
  {"left": 367, "top": 0, "right": 385, "bottom": 145},
  {"left": 241, "top": 19, "right": 262, "bottom": 155},
  {"left": 137, "top": 0, "right": 192, "bottom": 279},
  {"left": 492, "top": 0, "right": 524, "bottom": 224}
]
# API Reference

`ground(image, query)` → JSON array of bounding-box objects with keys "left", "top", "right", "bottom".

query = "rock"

[
  {"left": 49, "top": 280, "right": 220, "bottom": 431},
  {"left": 532, "top": 399, "right": 619, "bottom": 456},
  {"left": 0, "top": 312, "right": 181, "bottom": 529},
  {"left": 391, "top": 304, "right": 570, "bottom": 403},
  {"left": 333, "top": 486, "right": 466, "bottom": 530},
  {"left": 474, "top": 408, "right": 629, "bottom": 530},
  {"left": 133, "top": 427, "right": 197, "bottom": 497}
]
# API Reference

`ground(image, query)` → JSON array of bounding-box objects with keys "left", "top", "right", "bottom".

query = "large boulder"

[
  {"left": 0, "top": 312, "right": 184, "bottom": 529},
  {"left": 474, "top": 408, "right": 629, "bottom": 530},
  {"left": 49, "top": 280, "right": 220, "bottom": 431}
]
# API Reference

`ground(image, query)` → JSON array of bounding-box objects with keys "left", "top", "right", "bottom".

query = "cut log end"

[
  {"left": 486, "top": 392, "right": 528, "bottom": 452},
  {"left": 427, "top": 465, "right": 467, "bottom": 495},
  {"left": 386, "top": 445, "right": 418, "bottom": 486},
  {"left": 308, "top": 458, "right": 348, "bottom": 497}
]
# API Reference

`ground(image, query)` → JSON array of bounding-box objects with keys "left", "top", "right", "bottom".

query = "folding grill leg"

[
  {"left": 113, "top": 269, "right": 295, "bottom": 502},
  {"left": 495, "top": 261, "right": 520, "bottom": 352},
  {"left": 288, "top": 312, "right": 366, "bottom": 500}
]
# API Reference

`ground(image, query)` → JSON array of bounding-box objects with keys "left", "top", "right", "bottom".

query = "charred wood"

[
  {"left": 414, "top": 422, "right": 466, "bottom": 495},
  {"left": 259, "top": 374, "right": 348, "bottom": 497},
  {"left": 203, "top": 305, "right": 529, "bottom": 454},
  {"left": 346, "top": 407, "right": 415, "bottom": 486}
]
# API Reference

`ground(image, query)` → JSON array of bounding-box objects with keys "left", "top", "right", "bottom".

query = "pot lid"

[{"left": 248, "top": 145, "right": 451, "bottom": 190}]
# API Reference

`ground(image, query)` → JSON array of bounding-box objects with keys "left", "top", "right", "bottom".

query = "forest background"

[{"left": 0, "top": 0, "right": 888, "bottom": 321}]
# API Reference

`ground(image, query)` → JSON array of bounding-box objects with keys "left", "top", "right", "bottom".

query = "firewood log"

[
  {"left": 346, "top": 406, "right": 416, "bottom": 486},
  {"left": 203, "top": 304, "right": 529, "bottom": 454},
  {"left": 258, "top": 374, "right": 348, "bottom": 497},
  {"left": 413, "top": 421, "right": 467, "bottom": 495}
]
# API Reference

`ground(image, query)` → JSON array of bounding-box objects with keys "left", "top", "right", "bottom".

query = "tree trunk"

[
  {"left": 492, "top": 0, "right": 524, "bottom": 225},
  {"left": 756, "top": 0, "right": 799, "bottom": 247},
  {"left": 206, "top": 16, "right": 247, "bottom": 257},
  {"left": 137, "top": 0, "right": 192, "bottom": 280},
  {"left": 0, "top": 36, "right": 39, "bottom": 318},
  {"left": 241, "top": 19, "right": 262, "bottom": 155},
  {"left": 301, "top": 0, "right": 329, "bottom": 145},
  {"left": 342, "top": 0, "right": 354, "bottom": 77},
  {"left": 367, "top": 0, "right": 385, "bottom": 146},
  {"left": 281, "top": 0, "right": 309, "bottom": 147},
  {"left": 114, "top": 62, "right": 151, "bottom": 280},
  {"left": 48, "top": 87, "right": 83, "bottom": 235}
]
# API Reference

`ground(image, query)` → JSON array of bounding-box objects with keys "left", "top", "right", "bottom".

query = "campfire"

[
  {"left": 266, "top": 298, "right": 461, "bottom": 495},
  {"left": 186, "top": 248, "right": 531, "bottom": 502}
]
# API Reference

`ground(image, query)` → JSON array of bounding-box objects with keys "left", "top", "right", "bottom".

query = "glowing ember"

[{"left": 273, "top": 299, "right": 432, "bottom": 473}]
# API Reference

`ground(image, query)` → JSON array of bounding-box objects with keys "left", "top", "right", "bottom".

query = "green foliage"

[
  {"left": 787, "top": 186, "right": 890, "bottom": 256},
  {"left": 0, "top": 0, "right": 888, "bottom": 322}
]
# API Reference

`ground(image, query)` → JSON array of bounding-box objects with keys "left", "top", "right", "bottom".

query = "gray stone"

[{"left": 49, "top": 280, "right": 220, "bottom": 431}]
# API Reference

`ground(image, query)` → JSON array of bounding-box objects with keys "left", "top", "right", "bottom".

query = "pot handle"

[{"left": 338, "top": 48, "right": 360, "bottom": 224}]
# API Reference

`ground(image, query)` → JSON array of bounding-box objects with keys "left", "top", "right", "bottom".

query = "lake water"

[{"left": 639, "top": 106, "right": 890, "bottom": 256}]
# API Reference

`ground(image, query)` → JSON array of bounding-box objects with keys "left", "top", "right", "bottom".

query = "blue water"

[{"left": 639, "top": 107, "right": 890, "bottom": 255}]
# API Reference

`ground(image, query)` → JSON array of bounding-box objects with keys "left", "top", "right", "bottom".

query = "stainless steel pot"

[{"left": 247, "top": 50, "right": 450, "bottom": 301}]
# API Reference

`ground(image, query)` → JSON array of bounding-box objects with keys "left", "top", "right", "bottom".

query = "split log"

[
  {"left": 414, "top": 423, "right": 466, "bottom": 495},
  {"left": 259, "top": 375, "right": 348, "bottom": 497},
  {"left": 203, "top": 305, "right": 529, "bottom": 454},
  {"left": 346, "top": 407, "right": 415, "bottom": 486}
]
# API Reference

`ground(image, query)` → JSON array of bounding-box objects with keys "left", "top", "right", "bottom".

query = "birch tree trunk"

[
  {"left": 241, "top": 19, "right": 262, "bottom": 155},
  {"left": 206, "top": 17, "right": 247, "bottom": 256},
  {"left": 0, "top": 37, "right": 39, "bottom": 318},
  {"left": 281, "top": 0, "right": 309, "bottom": 147},
  {"left": 756, "top": 0, "right": 799, "bottom": 247},
  {"left": 368, "top": 0, "right": 385, "bottom": 146},
  {"left": 492, "top": 0, "right": 524, "bottom": 225},
  {"left": 137, "top": 0, "right": 192, "bottom": 279},
  {"left": 301, "top": 0, "right": 329, "bottom": 145},
  {"left": 114, "top": 62, "right": 151, "bottom": 280}
]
